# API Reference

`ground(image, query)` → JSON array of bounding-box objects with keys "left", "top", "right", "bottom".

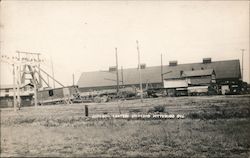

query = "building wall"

[
  {"left": 188, "top": 76, "right": 214, "bottom": 85},
  {"left": 78, "top": 83, "right": 163, "bottom": 92},
  {"left": 0, "top": 85, "right": 34, "bottom": 97},
  {"left": 0, "top": 96, "right": 33, "bottom": 108},
  {"left": 37, "top": 86, "right": 78, "bottom": 103},
  {"left": 0, "top": 97, "right": 13, "bottom": 108},
  {"left": 164, "top": 79, "right": 188, "bottom": 88}
]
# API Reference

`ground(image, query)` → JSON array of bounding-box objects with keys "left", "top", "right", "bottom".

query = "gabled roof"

[
  {"left": 77, "top": 66, "right": 162, "bottom": 88},
  {"left": 182, "top": 69, "right": 214, "bottom": 78},
  {"left": 189, "top": 77, "right": 213, "bottom": 85},
  {"left": 165, "top": 69, "right": 215, "bottom": 80},
  {"left": 163, "top": 60, "right": 240, "bottom": 80},
  {"left": 77, "top": 59, "right": 241, "bottom": 88}
]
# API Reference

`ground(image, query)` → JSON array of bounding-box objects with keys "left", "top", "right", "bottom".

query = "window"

[
  {"left": 49, "top": 90, "right": 54, "bottom": 96},
  {"left": 180, "top": 70, "right": 184, "bottom": 76},
  {"left": 5, "top": 89, "right": 9, "bottom": 93}
]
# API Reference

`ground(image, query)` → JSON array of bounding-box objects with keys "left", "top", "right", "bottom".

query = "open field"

[{"left": 1, "top": 95, "right": 250, "bottom": 157}]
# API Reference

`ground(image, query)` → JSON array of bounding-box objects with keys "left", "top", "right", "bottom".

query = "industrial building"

[
  {"left": 77, "top": 58, "right": 243, "bottom": 96},
  {"left": 0, "top": 58, "right": 244, "bottom": 108},
  {"left": 164, "top": 68, "right": 217, "bottom": 96},
  {"left": 0, "top": 83, "right": 34, "bottom": 108}
]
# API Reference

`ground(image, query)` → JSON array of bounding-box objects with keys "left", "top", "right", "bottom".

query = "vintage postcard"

[{"left": 0, "top": 1, "right": 249, "bottom": 157}]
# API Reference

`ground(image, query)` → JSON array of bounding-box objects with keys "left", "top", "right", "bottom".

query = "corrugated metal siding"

[{"left": 189, "top": 76, "right": 212, "bottom": 85}]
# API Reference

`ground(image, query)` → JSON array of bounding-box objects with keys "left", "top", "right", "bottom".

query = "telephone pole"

[
  {"left": 12, "top": 64, "right": 17, "bottom": 111},
  {"left": 72, "top": 73, "right": 75, "bottom": 86},
  {"left": 51, "top": 56, "right": 55, "bottom": 88},
  {"left": 121, "top": 66, "right": 124, "bottom": 86},
  {"left": 136, "top": 40, "right": 143, "bottom": 102},
  {"left": 37, "top": 54, "right": 42, "bottom": 88},
  {"left": 161, "top": 53, "right": 163, "bottom": 86},
  {"left": 115, "top": 48, "right": 119, "bottom": 94},
  {"left": 241, "top": 49, "right": 245, "bottom": 81}
]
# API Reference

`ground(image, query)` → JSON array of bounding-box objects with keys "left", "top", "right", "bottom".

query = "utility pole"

[
  {"left": 72, "top": 73, "right": 75, "bottom": 86},
  {"left": 37, "top": 54, "right": 42, "bottom": 88},
  {"left": 47, "top": 74, "right": 50, "bottom": 88},
  {"left": 51, "top": 56, "right": 55, "bottom": 88},
  {"left": 12, "top": 64, "right": 17, "bottom": 111},
  {"left": 249, "top": 49, "right": 250, "bottom": 84},
  {"left": 33, "top": 79, "right": 38, "bottom": 107},
  {"left": 136, "top": 40, "right": 143, "bottom": 102},
  {"left": 161, "top": 53, "right": 163, "bottom": 86},
  {"left": 241, "top": 49, "right": 245, "bottom": 81},
  {"left": 121, "top": 66, "right": 124, "bottom": 86},
  {"left": 16, "top": 52, "right": 21, "bottom": 109},
  {"left": 115, "top": 48, "right": 119, "bottom": 94}
]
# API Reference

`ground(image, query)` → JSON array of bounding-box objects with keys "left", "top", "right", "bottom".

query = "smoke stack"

[
  {"left": 203, "top": 58, "right": 212, "bottom": 64},
  {"left": 169, "top": 61, "right": 178, "bottom": 66}
]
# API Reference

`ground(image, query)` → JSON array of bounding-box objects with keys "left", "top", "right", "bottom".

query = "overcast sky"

[{"left": 0, "top": 1, "right": 249, "bottom": 86}]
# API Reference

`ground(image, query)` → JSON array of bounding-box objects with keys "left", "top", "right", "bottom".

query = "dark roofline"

[
  {"left": 160, "top": 59, "right": 240, "bottom": 69},
  {"left": 77, "top": 59, "right": 241, "bottom": 88},
  {"left": 89, "top": 59, "right": 240, "bottom": 73}
]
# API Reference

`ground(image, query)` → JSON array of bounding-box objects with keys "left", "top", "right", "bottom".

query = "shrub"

[
  {"left": 154, "top": 105, "right": 165, "bottom": 112},
  {"left": 129, "top": 109, "right": 142, "bottom": 113},
  {"left": 187, "top": 113, "right": 201, "bottom": 119},
  {"left": 148, "top": 105, "right": 165, "bottom": 113}
]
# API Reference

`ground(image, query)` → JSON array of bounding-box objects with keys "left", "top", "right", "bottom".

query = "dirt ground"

[{"left": 1, "top": 95, "right": 250, "bottom": 157}]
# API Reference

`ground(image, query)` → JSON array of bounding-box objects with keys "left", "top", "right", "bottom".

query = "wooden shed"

[{"left": 37, "top": 86, "right": 79, "bottom": 105}]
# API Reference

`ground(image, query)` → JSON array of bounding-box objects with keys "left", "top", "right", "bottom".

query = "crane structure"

[{"left": 0, "top": 51, "right": 64, "bottom": 111}]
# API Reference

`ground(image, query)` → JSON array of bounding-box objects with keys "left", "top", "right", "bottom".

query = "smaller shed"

[
  {"left": 163, "top": 79, "right": 188, "bottom": 89},
  {"left": 163, "top": 69, "right": 216, "bottom": 96},
  {"left": 0, "top": 83, "right": 34, "bottom": 108},
  {"left": 37, "top": 85, "right": 79, "bottom": 105},
  {"left": 183, "top": 69, "right": 216, "bottom": 86}
]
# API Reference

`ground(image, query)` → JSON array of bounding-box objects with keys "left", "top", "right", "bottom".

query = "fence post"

[{"left": 85, "top": 105, "right": 89, "bottom": 117}]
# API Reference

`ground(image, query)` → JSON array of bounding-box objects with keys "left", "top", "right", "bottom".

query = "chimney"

[
  {"left": 138, "top": 63, "right": 146, "bottom": 69},
  {"left": 169, "top": 61, "right": 178, "bottom": 66},
  {"left": 203, "top": 58, "right": 212, "bottom": 64},
  {"left": 109, "top": 66, "right": 117, "bottom": 72}
]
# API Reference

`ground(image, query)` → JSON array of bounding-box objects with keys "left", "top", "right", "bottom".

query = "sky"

[{"left": 0, "top": 1, "right": 249, "bottom": 86}]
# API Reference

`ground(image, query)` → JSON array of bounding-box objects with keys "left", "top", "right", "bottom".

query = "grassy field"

[{"left": 1, "top": 95, "right": 250, "bottom": 157}]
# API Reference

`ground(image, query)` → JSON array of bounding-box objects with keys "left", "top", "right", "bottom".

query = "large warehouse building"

[{"left": 77, "top": 58, "right": 243, "bottom": 95}]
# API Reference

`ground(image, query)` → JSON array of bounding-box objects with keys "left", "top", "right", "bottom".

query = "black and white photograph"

[{"left": 0, "top": 0, "right": 249, "bottom": 157}]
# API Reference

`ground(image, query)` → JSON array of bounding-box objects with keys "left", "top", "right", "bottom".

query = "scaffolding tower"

[{"left": 0, "top": 51, "right": 64, "bottom": 111}]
